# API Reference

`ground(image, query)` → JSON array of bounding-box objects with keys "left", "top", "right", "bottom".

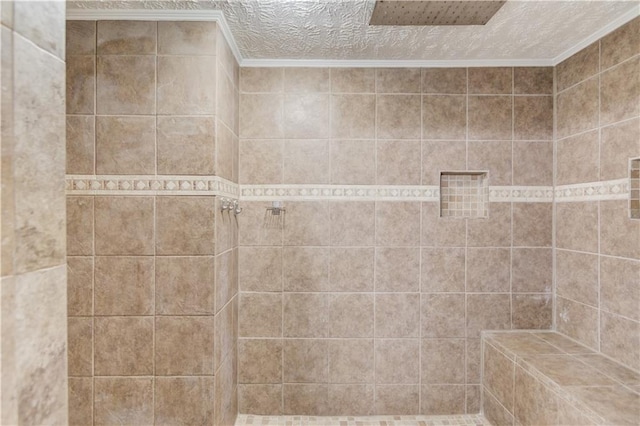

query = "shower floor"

[{"left": 235, "top": 414, "right": 489, "bottom": 426}]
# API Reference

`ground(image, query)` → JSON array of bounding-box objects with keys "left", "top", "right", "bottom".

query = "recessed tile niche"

[
  {"left": 631, "top": 158, "right": 640, "bottom": 219},
  {"left": 440, "top": 172, "right": 489, "bottom": 218}
]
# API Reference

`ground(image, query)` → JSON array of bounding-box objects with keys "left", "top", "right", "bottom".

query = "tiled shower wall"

[
  {"left": 237, "top": 66, "right": 554, "bottom": 415},
  {"left": 554, "top": 16, "right": 640, "bottom": 372},
  {"left": 65, "top": 21, "right": 239, "bottom": 425},
  {"left": 0, "top": 2, "right": 68, "bottom": 424}
]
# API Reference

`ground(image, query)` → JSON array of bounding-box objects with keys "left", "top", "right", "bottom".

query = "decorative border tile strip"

[
  {"left": 234, "top": 414, "right": 490, "bottom": 426},
  {"left": 241, "top": 184, "right": 554, "bottom": 202},
  {"left": 65, "top": 175, "right": 240, "bottom": 199},
  {"left": 555, "top": 179, "right": 629, "bottom": 202}
]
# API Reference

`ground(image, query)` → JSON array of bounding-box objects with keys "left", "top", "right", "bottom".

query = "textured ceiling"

[{"left": 69, "top": 0, "right": 640, "bottom": 62}]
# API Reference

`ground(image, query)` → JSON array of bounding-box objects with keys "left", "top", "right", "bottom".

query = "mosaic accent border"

[
  {"left": 554, "top": 179, "right": 629, "bottom": 202},
  {"left": 234, "top": 414, "right": 489, "bottom": 426},
  {"left": 65, "top": 175, "right": 239, "bottom": 198}
]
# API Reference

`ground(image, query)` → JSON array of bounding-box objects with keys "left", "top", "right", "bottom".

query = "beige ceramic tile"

[
  {"left": 215, "top": 249, "right": 238, "bottom": 311},
  {"left": 66, "top": 56, "right": 95, "bottom": 114},
  {"left": 68, "top": 378, "right": 92, "bottom": 426},
  {"left": 483, "top": 343, "right": 516, "bottom": 412},
  {"left": 328, "top": 339, "right": 374, "bottom": 383},
  {"left": 330, "top": 139, "right": 376, "bottom": 184},
  {"left": 483, "top": 387, "right": 514, "bottom": 426},
  {"left": 512, "top": 202, "right": 552, "bottom": 247},
  {"left": 601, "top": 17, "right": 640, "bottom": 70},
  {"left": 375, "top": 247, "right": 420, "bottom": 292},
  {"left": 283, "top": 201, "right": 330, "bottom": 245},
  {"left": 375, "top": 293, "right": 420, "bottom": 338},
  {"left": 239, "top": 339, "right": 283, "bottom": 383},
  {"left": 155, "top": 196, "right": 215, "bottom": 255},
  {"left": 68, "top": 317, "right": 92, "bottom": 377},
  {"left": 556, "top": 77, "right": 599, "bottom": 139},
  {"left": 95, "top": 115, "right": 155, "bottom": 174},
  {"left": 556, "top": 42, "right": 599, "bottom": 92},
  {"left": 327, "top": 385, "right": 375, "bottom": 416},
  {"left": 237, "top": 201, "right": 283, "bottom": 246},
  {"left": 376, "top": 139, "right": 422, "bottom": 184},
  {"left": 66, "top": 115, "right": 94, "bottom": 174},
  {"left": 67, "top": 257, "right": 93, "bottom": 316},
  {"left": 467, "top": 202, "right": 511, "bottom": 247},
  {"left": 421, "top": 68, "right": 467, "bottom": 94},
  {"left": 94, "top": 196, "right": 154, "bottom": 255},
  {"left": 283, "top": 139, "right": 330, "bottom": 184},
  {"left": 600, "top": 256, "right": 640, "bottom": 321},
  {"left": 283, "top": 293, "right": 328, "bottom": 338},
  {"left": 155, "top": 256, "right": 215, "bottom": 314},
  {"left": 514, "top": 96, "right": 553, "bottom": 140},
  {"left": 569, "top": 385, "right": 640, "bottom": 426},
  {"left": 94, "top": 316, "right": 154, "bottom": 376},
  {"left": 420, "top": 385, "right": 465, "bottom": 415},
  {"left": 240, "top": 139, "right": 283, "bottom": 184},
  {"left": 555, "top": 249, "right": 599, "bottom": 307},
  {"left": 157, "top": 55, "right": 216, "bottom": 114},
  {"left": 466, "top": 248, "right": 510, "bottom": 292},
  {"left": 66, "top": 197, "right": 93, "bottom": 256},
  {"left": 66, "top": 21, "right": 96, "bottom": 55},
  {"left": 600, "top": 117, "right": 640, "bottom": 181},
  {"left": 96, "top": 55, "right": 156, "bottom": 114},
  {"left": 14, "top": 1, "right": 64, "bottom": 58},
  {"left": 376, "top": 94, "right": 421, "bottom": 139},
  {"left": 155, "top": 316, "right": 215, "bottom": 375},
  {"left": 600, "top": 200, "right": 640, "bottom": 259},
  {"left": 376, "top": 68, "right": 421, "bottom": 93},
  {"left": 422, "top": 95, "right": 466, "bottom": 140},
  {"left": 283, "top": 247, "right": 329, "bottom": 292},
  {"left": 555, "top": 202, "right": 598, "bottom": 253},
  {"left": 283, "top": 384, "right": 328, "bottom": 416},
  {"left": 556, "top": 296, "right": 599, "bottom": 350},
  {"left": 158, "top": 21, "right": 216, "bottom": 55},
  {"left": 94, "top": 378, "right": 153, "bottom": 426},
  {"left": 467, "top": 140, "right": 512, "bottom": 185},
  {"left": 468, "top": 96, "right": 512, "bottom": 140},
  {"left": 514, "top": 67, "right": 553, "bottom": 95},
  {"left": 421, "top": 140, "right": 466, "bottom": 185},
  {"left": 238, "top": 384, "right": 282, "bottom": 415},
  {"left": 329, "top": 202, "right": 375, "bottom": 246},
  {"left": 97, "top": 21, "right": 156, "bottom": 54},
  {"left": 329, "top": 293, "right": 374, "bottom": 338},
  {"left": 283, "top": 339, "right": 328, "bottom": 383},
  {"left": 421, "top": 203, "right": 467, "bottom": 247},
  {"left": 421, "top": 338, "right": 465, "bottom": 384},
  {"left": 330, "top": 94, "right": 375, "bottom": 138},
  {"left": 154, "top": 377, "right": 215, "bottom": 425},
  {"left": 556, "top": 129, "right": 599, "bottom": 185},
  {"left": 375, "top": 202, "right": 421, "bottom": 246},
  {"left": 328, "top": 247, "right": 374, "bottom": 292},
  {"left": 374, "top": 385, "right": 419, "bottom": 415},
  {"left": 331, "top": 68, "right": 375, "bottom": 93},
  {"left": 512, "top": 294, "right": 552, "bottom": 329},
  {"left": 513, "top": 366, "right": 557, "bottom": 426},
  {"left": 468, "top": 67, "right": 512, "bottom": 94},
  {"left": 94, "top": 256, "right": 154, "bottom": 315},
  {"left": 421, "top": 293, "right": 465, "bottom": 338},
  {"left": 283, "top": 94, "right": 330, "bottom": 138},
  {"left": 512, "top": 141, "right": 553, "bottom": 186},
  {"left": 240, "top": 94, "right": 283, "bottom": 138},
  {"left": 600, "top": 56, "right": 640, "bottom": 125},
  {"left": 375, "top": 339, "right": 420, "bottom": 384},
  {"left": 421, "top": 248, "right": 465, "bottom": 292},
  {"left": 600, "top": 312, "right": 640, "bottom": 371},
  {"left": 511, "top": 248, "right": 552, "bottom": 293},
  {"left": 241, "top": 67, "right": 284, "bottom": 93},
  {"left": 466, "top": 294, "right": 511, "bottom": 338},
  {"left": 239, "top": 247, "right": 282, "bottom": 292},
  {"left": 157, "top": 116, "right": 215, "bottom": 175},
  {"left": 285, "top": 68, "right": 330, "bottom": 93}
]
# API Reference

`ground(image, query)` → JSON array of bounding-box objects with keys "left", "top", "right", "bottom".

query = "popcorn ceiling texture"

[{"left": 68, "top": 0, "right": 638, "bottom": 61}]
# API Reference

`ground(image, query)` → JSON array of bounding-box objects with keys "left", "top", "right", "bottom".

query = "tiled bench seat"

[{"left": 481, "top": 331, "right": 640, "bottom": 426}]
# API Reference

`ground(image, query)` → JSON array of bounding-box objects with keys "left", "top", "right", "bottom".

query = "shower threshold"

[{"left": 235, "top": 414, "right": 489, "bottom": 426}]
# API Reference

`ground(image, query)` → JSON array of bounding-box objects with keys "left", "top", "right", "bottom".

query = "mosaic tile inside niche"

[
  {"left": 440, "top": 172, "right": 488, "bottom": 218},
  {"left": 631, "top": 158, "right": 640, "bottom": 219}
]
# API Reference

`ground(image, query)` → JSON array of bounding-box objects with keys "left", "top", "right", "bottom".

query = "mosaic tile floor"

[{"left": 235, "top": 414, "right": 490, "bottom": 426}]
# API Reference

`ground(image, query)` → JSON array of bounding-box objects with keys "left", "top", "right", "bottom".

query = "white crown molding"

[
  {"left": 65, "top": 8, "right": 243, "bottom": 64},
  {"left": 551, "top": 3, "right": 640, "bottom": 65},
  {"left": 65, "top": 3, "right": 639, "bottom": 68},
  {"left": 240, "top": 58, "right": 555, "bottom": 68}
]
